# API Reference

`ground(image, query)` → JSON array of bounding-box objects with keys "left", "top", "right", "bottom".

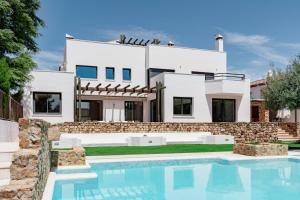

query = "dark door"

[
  {"left": 251, "top": 106, "right": 259, "bottom": 122},
  {"left": 150, "top": 100, "right": 157, "bottom": 122},
  {"left": 78, "top": 100, "right": 103, "bottom": 121},
  {"left": 212, "top": 99, "right": 236, "bottom": 122},
  {"left": 125, "top": 101, "right": 143, "bottom": 122}
]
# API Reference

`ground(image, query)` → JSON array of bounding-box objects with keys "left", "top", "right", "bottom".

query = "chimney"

[
  {"left": 215, "top": 34, "right": 224, "bottom": 52},
  {"left": 168, "top": 41, "right": 174, "bottom": 46},
  {"left": 65, "top": 34, "right": 74, "bottom": 39}
]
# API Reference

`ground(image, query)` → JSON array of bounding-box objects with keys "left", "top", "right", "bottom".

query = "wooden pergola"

[{"left": 74, "top": 77, "right": 165, "bottom": 122}]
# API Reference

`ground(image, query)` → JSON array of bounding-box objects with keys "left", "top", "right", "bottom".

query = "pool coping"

[{"left": 43, "top": 151, "right": 300, "bottom": 200}]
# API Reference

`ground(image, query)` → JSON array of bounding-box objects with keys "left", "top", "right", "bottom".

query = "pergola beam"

[
  {"left": 78, "top": 82, "right": 155, "bottom": 95},
  {"left": 96, "top": 83, "right": 101, "bottom": 90}
]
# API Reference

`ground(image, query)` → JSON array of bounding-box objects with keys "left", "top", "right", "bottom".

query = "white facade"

[
  {"left": 23, "top": 71, "right": 74, "bottom": 124},
  {"left": 23, "top": 34, "right": 250, "bottom": 123}
]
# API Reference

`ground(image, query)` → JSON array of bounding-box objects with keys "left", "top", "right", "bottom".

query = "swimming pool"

[{"left": 52, "top": 158, "right": 300, "bottom": 200}]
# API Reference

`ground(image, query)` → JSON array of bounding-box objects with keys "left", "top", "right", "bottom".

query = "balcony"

[{"left": 205, "top": 73, "right": 249, "bottom": 95}]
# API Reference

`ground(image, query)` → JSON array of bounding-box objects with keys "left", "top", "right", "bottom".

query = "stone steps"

[
  {"left": 277, "top": 128, "right": 300, "bottom": 142},
  {"left": 0, "top": 142, "right": 19, "bottom": 187}
]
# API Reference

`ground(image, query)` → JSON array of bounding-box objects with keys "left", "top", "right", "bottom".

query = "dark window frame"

[
  {"left": 106, "top": 67, "right": 115, "bottom": 80},
  {"left": 76, "top": 65, "right": 98, "bottom": 79},
  {"left": 33, "top": 92, "right": 62, "bottom": 114},
  {"left": 122, "top": 68, "right": 131, "bottom": 81},
  {"left": 173, "top": 97, "right": 193, "bottom": 116}
]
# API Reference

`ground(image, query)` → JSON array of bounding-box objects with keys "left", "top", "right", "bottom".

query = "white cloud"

[
  {"left": 228, "top": 65, "right": 267, "bottom": 81},
  {"left": 97, "top": 26, "right": 176, "bottom": 44},
  {"left": 278, "top": 42, "right": 300, "bottom": 50},
  {"left": 226, "top": 32, "right": 269, "bottom": 45},
  {"left": 250, "top": 60, "right": 265, "bottom": 67},
  {"left": 33, "top": 50, "right": 63, "bottom": 70},
  {"left": 224, "top": 31, "right": 289, "bottom": 65}
]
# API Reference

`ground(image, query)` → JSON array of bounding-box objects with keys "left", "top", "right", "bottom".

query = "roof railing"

[{"left": 213, "top": 73, "right": 245, "bottom": 81}]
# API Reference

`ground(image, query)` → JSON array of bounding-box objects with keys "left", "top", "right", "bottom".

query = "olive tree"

[{"left": 262, "top": 55, "right": 300, "bottom": 122}]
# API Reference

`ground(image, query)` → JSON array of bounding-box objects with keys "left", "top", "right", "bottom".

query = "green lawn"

[
  {"left": 278, "top": 142, "right": 300, "bottom": 149},
  {"left": 85, "top": 144, "right": 233, "bottom": 156}
]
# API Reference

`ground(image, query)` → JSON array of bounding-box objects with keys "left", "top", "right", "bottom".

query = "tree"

[
  {"left": 262, "top": 55, "right": 300, "bottom": 122},
  {"left": 0, "top": 58, "right": 11, "bottom": 93},
  {"left": 0, "top": 0, "right": 44, "bottom": 99}
]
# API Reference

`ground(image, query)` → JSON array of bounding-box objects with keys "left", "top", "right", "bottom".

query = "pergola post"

[
  {"left": 78, "top": 78, "right": 82, "bottom": 122},
  {"left": 74, "top": 77, "right": 77, "bottom": 121},
  {"left": 156, "top": 81, "right": 165, "bottom": 122}
]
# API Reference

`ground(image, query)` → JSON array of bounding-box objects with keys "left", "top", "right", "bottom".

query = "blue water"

[{"left": 53, "top": 158, "right": 300, "bottom": 200}]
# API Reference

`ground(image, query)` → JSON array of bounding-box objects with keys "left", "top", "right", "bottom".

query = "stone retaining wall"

[
  {"left": 234, "top": 143, "right": 288, "bottom": 156},
  {"left": 56, "top": 122, "right": 283, "bottom": 143},
  {"left": 0, "top": 119, "right": 50, "bottom": 200},
  {"left": 51, "top": 147, "right": 86, "bottom": 167}
]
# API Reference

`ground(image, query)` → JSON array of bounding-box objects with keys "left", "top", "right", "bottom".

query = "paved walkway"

[{"left": 86, "top": 151, "right": 300, "bottom": 163}]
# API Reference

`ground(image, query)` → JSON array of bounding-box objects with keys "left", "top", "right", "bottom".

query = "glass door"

[
  {"left": 125, "top": 101, "right": 143, "bottom": 122},
  {"left": 212, "top": 99, "right": 236, "bottom": 122},
  {"left": 150, "top": 100, "right": 157, "bottom": 122}
]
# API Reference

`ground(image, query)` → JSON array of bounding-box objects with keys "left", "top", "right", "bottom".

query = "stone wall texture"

[
  {"left": 56, "top": 122, "right": 293, "bottom": 143},
  {"left": 0, "top": 119, "right": 50, "bottom": 200},
  {"left": 51, "top": 147, "right": 86, "bottom": 167},
  {"left": 234, "top": 143, "right": 288, "bottom": 156}
]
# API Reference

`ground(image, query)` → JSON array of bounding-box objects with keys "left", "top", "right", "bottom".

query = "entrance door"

[
  {"left": 77, "top": 100, "right": 103, "bottom": 121},
  {"left": 212, "top": 99, "right": 236, "bottom": 122},
  {"left": 251, "top": 106, "right": 259, "bottom": 122},
  {"left": 150, "top": 100, "right": 157, "bottom": 122},
  {"left": 125, "top": 101, "right": 143, "bottom": 122}
]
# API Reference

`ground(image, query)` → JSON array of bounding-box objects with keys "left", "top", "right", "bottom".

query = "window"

[
  {"left": 125, "top": 101, "right": 143, "bottom": 122},
  {"left": 173, "top": 97, "right": 192, "bottom": 115},
  {"left": 76, "top": 100, "right": 103, "bottom": 121},
  {"left": 106, "top": 67, "right": 115, "bottom": 80},
  {"left": 122, "top": 68, "right": 131, "bottom": 81},
  {"left": 33, "top": 92, "right": 61, "bottom": 114},
  {"left": 76, "top": 65, "right": 97, "bottom": 79},
  {"left": 212, "top": 99, "right": 235, "bottom": 122}
]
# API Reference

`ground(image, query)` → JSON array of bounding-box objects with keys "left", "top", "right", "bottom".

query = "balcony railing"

[
  {"left": 212, "top": 73, "right": 246, "bottom": 81},
  {"left": 0, "top": 89, "right": 23, "bottom": 121}
]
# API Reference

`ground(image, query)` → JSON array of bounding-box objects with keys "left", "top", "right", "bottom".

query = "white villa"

[{"left": 22, "top": 34, "right": 250, "bottom": 124}]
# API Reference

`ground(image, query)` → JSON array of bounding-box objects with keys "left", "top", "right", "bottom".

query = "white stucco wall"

[
  {"left": 102, "top": 98, "right": 149, "bottom": 122},
  {"left": 0, "top": 119, "right": 19, "bottom": 142},
  {"left": 64, "top": 39, "right": 147, "bottom": 88},
  {"left": 147, "top": 45, "right": 227, "bottom": 74},
  {"left": 151, "top": 73, "right": 250, "bottom": 122},
  {"left": 162, "top": 73, "right": 211, "bottom": 122},
  {"left": 22, "top": 71, "right": 75, "bottom": 124}
]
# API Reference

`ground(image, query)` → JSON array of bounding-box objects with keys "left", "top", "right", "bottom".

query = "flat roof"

[{"left": 67, "top": 37, "right": 225, "bottom": 54}]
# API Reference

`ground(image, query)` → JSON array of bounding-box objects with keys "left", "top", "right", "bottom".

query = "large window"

[
  {"left": 173, "top": 97, "right": 192, "bottom": 115},
  {"left": 106, "top": 67, "right": 115, "bottom": 80},
  {"left": 76, "top": 65, "right": 97, "bottom": 79},
  {"left": 125, "top": 101, "right": 143, "bottom": 122},
  {"left": 122, "top": 68, "right": 131, "bottom": 81},
  {"left": 33, "top": 92, "right": 61, "bottom": 114},
  {"left": 212, "top": 99, "right": 236, "bottom": 122},
  {"left": 77, "top": 100, "right": 103, "bottom": 121}
]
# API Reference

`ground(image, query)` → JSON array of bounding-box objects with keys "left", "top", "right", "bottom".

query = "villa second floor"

[{"left": 60, "top": 34, "right": 227, "bottom": 88}]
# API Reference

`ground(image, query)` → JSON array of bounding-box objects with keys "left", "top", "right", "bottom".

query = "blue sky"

[{"left": 35, "top": 0, "right": 300, "bottom": 81}]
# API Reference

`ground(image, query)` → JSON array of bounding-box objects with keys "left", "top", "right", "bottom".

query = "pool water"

[{"left": 53, "top": 158, "right": 300, "bottom": 200}]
